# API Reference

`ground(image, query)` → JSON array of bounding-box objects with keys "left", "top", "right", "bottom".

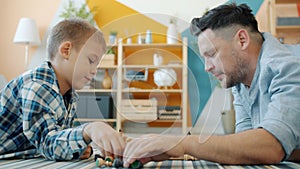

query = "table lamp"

[{"left": 13, "top": 17, "right": 41, "bottom": 69}]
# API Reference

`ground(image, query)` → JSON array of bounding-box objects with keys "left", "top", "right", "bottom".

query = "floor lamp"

[{"left": 13, "top": 18, "right": 41, "bottom": 70}]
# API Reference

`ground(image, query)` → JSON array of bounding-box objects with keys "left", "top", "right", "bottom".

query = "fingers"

[
  {"left": 123, "top": 134, "right": 182, "bottom": 167},
  {"left": 80, "top": 145, "right": 93, "bottom": 159},
  {"left": 107, "top": 130, "right": 126, "bottom": 157},
  {"left": 95, "top": 137, "right": 125, "bottom": 157},
  {"left": 93, "top": 130, "right": 126, "bottom": 157},
  {"left": 123, "top": 138, "right": 150, "bottom": 167},
  {"left": 102, "top": 139, "right": 113, "bottom": 157},
  {"left": 87, "top": 122, "right": 126, "bottom": 158}
]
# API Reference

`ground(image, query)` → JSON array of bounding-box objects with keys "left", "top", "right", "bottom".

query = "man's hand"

[
  {"left": 123, "top": 134, "right": 185, "bottom": 168},
  {"left": 82, "top": 122, "right": 126, "bottom": 157}
]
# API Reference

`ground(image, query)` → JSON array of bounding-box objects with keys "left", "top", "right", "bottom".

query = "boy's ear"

[{"left": 59, "top": 41, "right": 72, "bottom": 60}]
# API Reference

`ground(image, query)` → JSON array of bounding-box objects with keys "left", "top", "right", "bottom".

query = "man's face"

[
  {"left": 197, "top": 29, "right": 247, "bottom": 88},
  {"left": 71, "top": 32, "right": 105, "bottom": 90}
]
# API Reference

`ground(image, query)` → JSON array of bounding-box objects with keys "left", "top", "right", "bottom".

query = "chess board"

[{"left": 0, "top": 157, "right": 300, "bottom": 169}]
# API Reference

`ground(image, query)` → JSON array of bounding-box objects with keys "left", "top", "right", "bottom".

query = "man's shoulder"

[{"left": 261, "top": 33, "right": 299, "bottom": 59}]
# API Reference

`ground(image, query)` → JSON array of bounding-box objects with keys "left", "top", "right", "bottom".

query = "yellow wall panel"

[{"left": 87, "top": 0, "right": 168, "bottom": 43}]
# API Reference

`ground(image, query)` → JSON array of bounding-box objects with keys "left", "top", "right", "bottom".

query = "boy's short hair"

[{"left": 47, "top": 18, "right": 103, "bottom": 60}]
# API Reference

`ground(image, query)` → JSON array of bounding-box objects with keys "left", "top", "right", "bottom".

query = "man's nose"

[{"left": 204, "top": 59, "right": 214, "bottom": 72}]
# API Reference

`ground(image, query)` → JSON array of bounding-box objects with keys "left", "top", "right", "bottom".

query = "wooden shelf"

[
  {"left": 122, "top": 89, "right": 182, "bottom": 93},
  {"left": 77, "top": 89, "right": 117, "bottom": 93},
  {"left": 276, "top": 25, "right": 300, "bottom": 30},
  {"left": 97, "top": 65, "right": 117, "bottom": 69},
  {"left": 76, "top": 118, "right": 117, "bottom": 122},
  {"left": 148, "top": 119, "right": 183, "bottom": 127},
  {"left": 122, "top": 64, "right": 182, "bottom": 69},
  {"left": 269, "top": 0, "right": 300, "bottom": 44},
  {"left": 109, "top": 43, "right": 184, "bottom": 50},
  {"left": 122, "top": 43, "right": 183, "bottom": 49},
  {"left": 120, "top": 119, "right": 183, "bottom": 127}
]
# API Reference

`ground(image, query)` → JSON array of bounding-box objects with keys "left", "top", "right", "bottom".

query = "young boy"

[{"left": 0, "top": 18, "right": 126, "bottom": 160}]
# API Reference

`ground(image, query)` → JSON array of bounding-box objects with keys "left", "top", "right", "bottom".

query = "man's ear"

[
  {"left": 235, "top": 29, "right": 250, "bottom": 50},
  {"left": 59, "top": 41, "right": 72, "bottom": 60}
]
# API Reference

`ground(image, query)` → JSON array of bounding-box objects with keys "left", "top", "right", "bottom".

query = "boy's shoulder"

[
  {"left": 31, "top": 61, "right": 56, "bottom": 85},
  {"left": 8, "top": 61, "right": 59, "bottom": 92}
]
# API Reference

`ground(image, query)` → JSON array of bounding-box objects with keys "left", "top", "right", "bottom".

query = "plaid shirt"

[{"left": 0, "top": 61, "right": 88, "bottom": 160}]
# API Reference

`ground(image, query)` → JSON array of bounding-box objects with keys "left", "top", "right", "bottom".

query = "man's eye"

[
  {"left": 209, "top": 53, "right": 216, "bottom": 58},
  {"left": 89, "top": 58, "right": 94, "bottom": 64}
]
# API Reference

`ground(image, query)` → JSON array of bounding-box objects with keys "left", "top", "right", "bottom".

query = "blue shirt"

[
  {"left": 0, "top": 61, "right": 88, "bottom": 160},
  {"left": 232, "top": 32, "right": 300, "bottom": 160}
]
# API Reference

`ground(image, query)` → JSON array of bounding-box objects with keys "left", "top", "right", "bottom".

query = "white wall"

[{"left": 117, "top": 0, "right": 227, "bottom": 32}]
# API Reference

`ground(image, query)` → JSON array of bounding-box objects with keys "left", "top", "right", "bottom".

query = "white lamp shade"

[{"left": 13, "top": 18, "right": 41, "bottom": 46}]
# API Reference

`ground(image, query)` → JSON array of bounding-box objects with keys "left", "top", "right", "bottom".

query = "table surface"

[{"left": 0, "top": 157, "right": 300, "bottom": 169}]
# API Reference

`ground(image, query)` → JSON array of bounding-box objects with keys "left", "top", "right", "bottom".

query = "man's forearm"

[{"left": 183, "top": 129, "right": 285, "bottom": 164}]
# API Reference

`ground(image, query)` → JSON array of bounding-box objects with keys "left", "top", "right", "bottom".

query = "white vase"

[{"left": 167, "top": 23, "right": 178, "bottom": 44}]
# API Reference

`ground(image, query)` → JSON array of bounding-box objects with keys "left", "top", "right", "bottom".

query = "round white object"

[{"left": 153, "top": 68, "right": 177, "bottom": 87}]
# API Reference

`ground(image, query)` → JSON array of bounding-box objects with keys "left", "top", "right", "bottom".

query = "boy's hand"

[
  {"left": 80, "top": 145, "right": 93, "bottom": 159},
  {"left": 83, "top": 122, "right": 126, "bottom": 157}
]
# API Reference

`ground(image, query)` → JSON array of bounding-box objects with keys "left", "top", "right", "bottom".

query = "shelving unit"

[
  {"left": 268, "top": 0, "right": 300, "bottom": 44},
  {"left": 116, "top": 37, "right": 188, "bottom": 134},
  {"left": 77, "top": 37, "right": 189, "bottom": 134},
  {"left": 75, "top": 45, "right": 118, "bottom": 125}
]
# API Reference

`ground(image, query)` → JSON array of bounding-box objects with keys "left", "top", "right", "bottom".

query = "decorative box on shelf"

[
  {"left": 98, "top": 54, "right": 115, "bottom": 67},
  {"left": 77, "top": 95, "right": 114, "bottom": 119},
  {"left": 277, "top": 17, "right": 300, "bottom": 26},
  {"left": 120, "top": 99, "right": 157, "bottom": 121},
  {"left": 124, "top": 68, "right": 148, "bottom": 81},
  {"left": 158, "top": 106, "right": 181, "bottom": 120}
]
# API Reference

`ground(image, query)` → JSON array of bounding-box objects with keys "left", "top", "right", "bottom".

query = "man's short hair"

[{"left": 190, "top": 3, "right": 259, "bottom": 37}]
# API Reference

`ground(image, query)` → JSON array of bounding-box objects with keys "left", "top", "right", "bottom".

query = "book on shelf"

[{"left": 158, "top": 106, "right": 181, "bottom": 120}]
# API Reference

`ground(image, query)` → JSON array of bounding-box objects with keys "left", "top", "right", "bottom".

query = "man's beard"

[{"left": 222, "top": 49, "right": 248, "bottom": 88}]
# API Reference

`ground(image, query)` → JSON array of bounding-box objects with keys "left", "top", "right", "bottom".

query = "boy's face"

[{"left": 69, "top": 32, "right": 105, "bottom": 90}]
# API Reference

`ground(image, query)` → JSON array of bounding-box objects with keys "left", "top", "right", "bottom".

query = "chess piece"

[
  {"left": 105, "top": 156, "right": 114, "bottom": 167},
  {"left": 130, "top": 160, "right": 143, "bottom": 169},
  {"left": 112, "top": 157, "right": 123, "bottom": 168},
  {"left": 95, "top": 158, "right": 106, "bottom": 167},
  {"left": 94, "top": 154, "right": 104, "bottom": 161}
]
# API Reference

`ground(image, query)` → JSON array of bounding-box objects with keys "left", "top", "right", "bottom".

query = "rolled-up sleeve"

[{"left": 258, "top": 60, "right": 300, "bottom": 159}]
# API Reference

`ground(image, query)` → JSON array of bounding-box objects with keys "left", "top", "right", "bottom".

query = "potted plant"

[
  {"left": 109, "top": 31, "right": 118, "bottom": 44},
  {"left": 98, "top": 48, "right": 115, "bottom": 68},
  {"left": 59, "top": 0, "right": 97, "bottom": 25}
]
